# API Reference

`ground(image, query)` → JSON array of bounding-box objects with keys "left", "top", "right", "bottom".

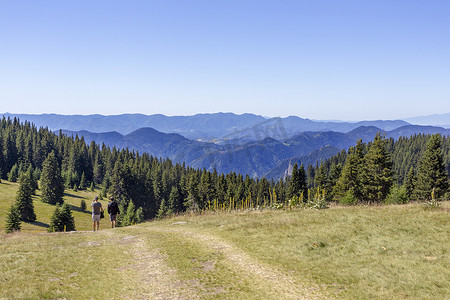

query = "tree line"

[{"left": 2, "top": 117, "right": 449, "bottom": 232}]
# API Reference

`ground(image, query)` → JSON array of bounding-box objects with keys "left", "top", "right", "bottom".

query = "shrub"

[
  {"left": 339, "top": 190, "right": 357, "bottom": 205},
  {"left": 80, "top": 199, "right": 87, "bottom": 211},
  {"left": 385, "top": 185, "right": 409, "bottom": 204},
  {"left": 49, "top": 203, "right": 76, "bottom": 232},
  {"left": 7, "top": 164, "right": 19, "bottom": 182},
  {"left": 5, "top": 204, "right": 21, "bottom": 233}
]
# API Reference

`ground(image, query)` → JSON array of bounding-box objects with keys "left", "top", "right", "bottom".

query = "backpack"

[{"left": 109, "top": 201, "right": 119, "bottom": 215}]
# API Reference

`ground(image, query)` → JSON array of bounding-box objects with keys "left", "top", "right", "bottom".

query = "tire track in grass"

[
  {"left": 148, "top": 226, "right": 326, "bottom": 300},
  {"left": 112, "top": 232, "right": 201, "bottom": 299}
]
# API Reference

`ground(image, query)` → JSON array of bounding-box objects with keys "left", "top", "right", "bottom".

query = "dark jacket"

[{"left": 108, "top": 201, "right": 120, "bottom": 215}]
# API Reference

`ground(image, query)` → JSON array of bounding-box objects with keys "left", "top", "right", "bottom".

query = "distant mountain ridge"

[
  {"left": 62, "top": 124, "right": 450, "bottom": 179},
  {"left": 403, "top": 113, "right": 450, "bottom": 128},
  {"left": 2, "top": 112, "right": 410, "bottom": 141}
]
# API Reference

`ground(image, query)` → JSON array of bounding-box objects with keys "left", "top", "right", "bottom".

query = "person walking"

[
  {"left": 91, "top": 196, "right": 103, "bottom": 231},
  {"left": 107, "top": 196, "right": 120, "bottom": 228}
]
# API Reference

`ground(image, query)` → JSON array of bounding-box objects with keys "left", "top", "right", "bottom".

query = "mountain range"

[
  {"left": 3, "top": 112, "right": 450, "bottom": 179},
  {"left": 62, "top": 124, "right": 450, "bottom": 179},
  {"left": 2, "top": 112, "right": 411, "bottom": 142}
]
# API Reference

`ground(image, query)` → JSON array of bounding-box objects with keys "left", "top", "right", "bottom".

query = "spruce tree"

[
  {"left": 16, "top": 173, "right": 36, "bottom": 221},
  {"left": 136, "top": 207, "right": 144, "bottom": 223},
  {"left": 116, "top": 202, "right": 126, "bottom": 227},
  {"left": 48, "top": 205, "right": 62, "bottom": 232},
  {"left": 60, "top": 203, "right": 76, "bottom": 231},
  {"left": 404, "top": 167, "right": 416, "bottom": 200},
  {"left": 298, "top": 164, "right": 308, "bottom": 200},
  {"left": 157, "top": 198, "right": 168, "bottom": 219},
  {"left": 40, "top": 151, "right": 65, "bottom": 204},
  {"left": 5, "top": 204, "right": 21, "bottom": 233},
  {"left": 79, "top": 172, "right": 86, "bottom": 190},
  {"left": 360, "top": 133, "right": 394, "bottom": 202},
  {"left": 25, "top": 165, "right": 38, "bottom": 195},
  {"left": 334, "top": 140, "right": 365, "bottom": 200},
  {"left": 7, "top": 163, "right": 18, "bottom": 182},
  {"left": 125, "top": 200, "right": 137, "bottom": 226},
  {"left": 168, "top": 186, "right": 181, "bottom": 213},
  {"left": 288, "top": 163, "right": 300, "bottom": 199},
  {"left": 414, "top": 134, "right": 449, "bottom": 200}
]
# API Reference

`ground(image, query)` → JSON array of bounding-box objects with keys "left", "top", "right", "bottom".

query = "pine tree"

[
  {"left": 156, "top": 198, "right": 168, "bottom": 218},
  {"left": 89, "top": 182, "right": 95, "bottom": 191},
  {"left": 16, "top": 173, "right": 36, "bottom": 221},
  {"left": 116, "top": 202, "right": 126, "bottom": 227},
  {"left": 79, "top": 172, "right": 86, "bottom": 190},
  {"left": 40, "top": 151, "right": 65, "bottom": 204},
  {"left": 7, "top": 163, "right": 18, "bottom": 182},
  {"left": 60, "top": 203, "right": 76, "bottom": 231},
  {"left": 298, "top": 164, "right": 308, "bottom": 200},
  {"left": 168, "top": 186, "right": 181, "bottom": 213},
  {"left": 136, "top": 207, "right": 144, "bottom": 223},
  {"left": 125, "top": 200, "right": 137, "bottom": 226},
  {"left": 5, "top": 204, "right": 21, "bottom": 233},
  {"left": 334, "top": 140, "right": 365, "bottom": 200},
  {"left": 48, "top": 203, "right": 75, "bottom": 232},
  {"left": 360, "top": 133, "right": 394, "bottom": 202},
  {"left": 48, "top": 205, "right": 62, "bottom": 232},
  {"left": 25, "top": 165, "right": 38, "bottom": 195},
  {"left": 404, "top": 167, "right": 416, "bottom": 200},
  {"left": 414, "top": 134, "right": 449, "bottom": 200}
]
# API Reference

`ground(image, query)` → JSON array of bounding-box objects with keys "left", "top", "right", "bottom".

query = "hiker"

[
  {"left": 91, "top": 196, "right": 103, "bottom": 231},
  {"left": 107, "top": 196, "right": 120, "bottom": 228}
]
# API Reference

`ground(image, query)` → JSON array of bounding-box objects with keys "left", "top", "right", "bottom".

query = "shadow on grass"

[
  {"left": 64, "top": 192, "right": 85, "bottom": 199},
  {"left": 67, "top": 203, "right": 91, "bottom": 214},
  {"left": 26, "top": 220, "right": 50, "bottom": 228}
]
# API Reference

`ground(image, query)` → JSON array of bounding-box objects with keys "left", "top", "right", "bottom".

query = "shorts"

[
  {"left": 110, "top": 214, "right": 117, "bottom": 221},
  {"left": 92, "top": 214, "right": 101, "bottom": 222}
]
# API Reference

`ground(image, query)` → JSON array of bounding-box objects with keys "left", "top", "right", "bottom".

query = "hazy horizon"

[
  {"left": 2, "top": 111, "right": 450, "bottom": 124},
  {"left": 1, "top": 1, "right": 449, "bottom": 120}
]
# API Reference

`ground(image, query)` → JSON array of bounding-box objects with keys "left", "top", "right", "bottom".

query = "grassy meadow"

[
  {"left": 0, "top": 180, "right": 108, "bottom": 232},
  {"left": 0, "top": 179, "right": 449, "bottom": 299}
]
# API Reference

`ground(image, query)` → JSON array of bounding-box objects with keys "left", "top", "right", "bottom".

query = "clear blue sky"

[{"left": 1, "top": 0, "right": 449, "bottom": 120}]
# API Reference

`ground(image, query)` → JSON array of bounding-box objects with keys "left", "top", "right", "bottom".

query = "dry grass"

[{"left": 1, "top": 181, "right": 449, "bottom": 299}]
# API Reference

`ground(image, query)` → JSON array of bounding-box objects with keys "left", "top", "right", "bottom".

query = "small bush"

[
  {"left": 339, "top": 190, "right": 357, "bottom": 205},
  {"left": 80, "top": 199, "right": 87, "bottom": 211},
  {"left": 385, "top": 185, "right": 409, "bottom": 204},
  {"left": 5, "top": 204, "right": 21, "bottom": 233},
  {"left": 49, "top": 203, "right": 76, "bottom": 232}
]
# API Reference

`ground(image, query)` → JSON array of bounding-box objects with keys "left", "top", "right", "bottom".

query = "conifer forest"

[{"left": 1, "top": 117, "right": 449, "bottom": 228}]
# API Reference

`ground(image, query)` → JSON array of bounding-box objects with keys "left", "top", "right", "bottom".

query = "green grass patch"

[
  {"left": 1, "top": 181, "right": 449, "bottom": 299},
  {"left": 148, "top": 204, "right": 450, "bottom": 299},
  {"left": 0, "top": 180, "right": 109, "bottom": 232}
]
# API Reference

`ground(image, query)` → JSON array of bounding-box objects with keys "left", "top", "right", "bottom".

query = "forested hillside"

[{"left": 1, "top": 117, "right": 449, "bottom": 229}]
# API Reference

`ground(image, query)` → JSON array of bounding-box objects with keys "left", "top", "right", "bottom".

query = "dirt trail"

[
  {"left": 107, "top": 230, "right": 200, "bottom": 300},
  {"left": 147, "top": 226, "right": 326, "bottom": 300}
]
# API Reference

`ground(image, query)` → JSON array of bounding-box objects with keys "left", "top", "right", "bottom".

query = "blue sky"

[{"left": 0, "top": 0, "right": 449, "bottom": 120}]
